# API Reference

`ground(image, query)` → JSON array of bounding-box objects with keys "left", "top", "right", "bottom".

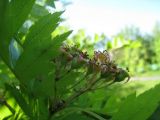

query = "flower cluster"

[
  {"left": 50, "top": 45, "right": 130, "bottom": 114},
  {"left": 58, "top": 45, "right": 130, "bottom": 83}
]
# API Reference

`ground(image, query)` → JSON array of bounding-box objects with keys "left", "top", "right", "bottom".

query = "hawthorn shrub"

[{"left": 1, "top": 1, "right": 160, "bottom": 120}]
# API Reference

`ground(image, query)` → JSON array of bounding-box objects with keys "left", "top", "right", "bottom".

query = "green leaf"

[
  {"left": 15, "top": 29, "right": 72, "bottom": 86},
  {"left": 15, "top": 12, "right": 71, "bottom": 82},
  {"left": 23, "top": 12, "right": 62, "bottom": 48},
  {"left": 0, "top": 0, "right": 35, "bottom": 65},
  {"left": 2, "top": 115, "right": 13, "bottom": 120},
  {"left": 31, "top": 72, "right": 55, "bottom": 98},
  {"left": 103, "top": 80, "right": 160, "bottom": 116},
  {"left": 5, "top": 84, "right": 32, "bottom": 119},
  {"left": 112, "top": 83, "right": 160, "bottom": 120}
]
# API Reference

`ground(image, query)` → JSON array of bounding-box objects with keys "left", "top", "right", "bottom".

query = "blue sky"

[{"left": 56, "top": 0, "right": 160, "bottom": 36}]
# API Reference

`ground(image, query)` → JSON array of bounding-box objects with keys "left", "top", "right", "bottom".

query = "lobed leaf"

[
  {"left": 0, "top": 0, "right": 35, "bottom": 65},
  {"left": 112, "top": 83, "right": 160, "bottom": 120},
  {"left": 15, "top": 11, "right": 72, "bottom": 83}
]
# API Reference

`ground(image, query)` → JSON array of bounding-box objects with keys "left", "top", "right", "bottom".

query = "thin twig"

[
  {"left": 90, "top": 81, "right": 115, "bottom": 91},
  {"left": 51, "top": 73, "right": 100, "bottom": 115},
  {"left": 67, "top": 75, "right": 87, "bottom": 90}
]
